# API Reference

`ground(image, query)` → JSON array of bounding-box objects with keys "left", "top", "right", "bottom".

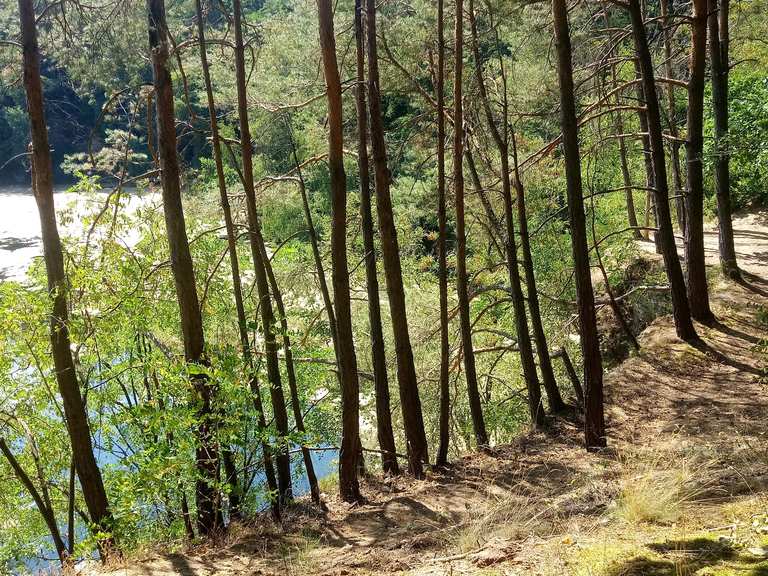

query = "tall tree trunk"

[
  {"left": 192, "top": 0, "right": 280, "bottom": 520},
  {"left": 286, "top": 133, "right": 369, "bottom": 480},
  {"left": 466, "top": 147, "right": 503, "bottom": 252},
  {"left": 67, "top": 459, "right": 76, "bottom": 553},
  {"left": 468, "top": 1, "right": 545, "bottom": 425},
  {"left": 365, "top": 0, "right": 430, "bottom": 472},
  {"left": 221, "top": 448, "right": 241, "bottom": 519},
  {"left": 260, "top": 244, "right": 322, "bottom": 502},
  {"left": 628, "top": 0, "right": 698, "bottom": 341},
  {"left": 287, "top": 132, "right": 339, "bottom": 348},
  {"left": 317, "top": 0, "right": 362, "bottom": 502},
  {"left": 660, "top": 0, "right": 687, "bottom": 234},
  {"left": 147, "top": 0, "right": 220, "bottom": 535},
  {"left": 194, "top": 0, "right": 243, "bottom": 523},
  {"left": 606, "top": 34, "right": 642, "bottom": 240},
  {"left": 179, "top": 491, "right": 195, "bottom": 538},
  {"left": 353, "top": 0, "right": 399, "bottom": 475},
  {"left": 631, "top": 59, "right": 658, "bottom": 244},
  {"left": 684, "top": 0, "right": 714, "bottom": 322},
  {"left": 708, "top": 0, "right": 739, "bottom": 278},
  {"left": 453, "top": 0, "right": 489, "bottom": 447},
  {"left": 638, "top": 0, "right": 663, "bottom": 255},
  {"left": 493, "top": 5, "right": 564, "bottom": 412},
  {"left": 435, "top": 0, "right": 451, "bottom": 467},
  {"left": 232, "top": 0, "right": 293, "bottom": 504},
  {"left": 19, "top": 0, "right": 116, "bottom": 554},
  {"left": 552, "top": 0, "right": 606, "bottom": 448},
  {"left": 511, "top": 133, "right": 566, "bottom": 413},
  {"left": 249, "top": 375, "right": 281, "bottom": 519},
  {"left": 615, "top": 110, "right": 642, "bottom": 240}
]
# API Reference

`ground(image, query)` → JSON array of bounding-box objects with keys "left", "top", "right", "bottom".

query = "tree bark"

[
  {"left": 19, "top": 0, "right": 116, "bottom": 554},
  {"left": 552, "top": 348, "right": 584, "bottom": 408},
  {"left": 468, "top": 1, "right": 546, "bottom": 425},
  {"left": 249, "top": 375, "right": 281, "bottom": 519},
  {"left": 466, "top": 147, "right": 504, "bottom": 257},
  {"left": 67, "top": 459, "right": 75, "bottom": 553},
  {"left": 317, "top": 0, "right": 362, "bottom": 501},
  {"left": 365, "top": 0, "right": 430, "bottom": 472},
  {"left": 453, "top": 0, "right": 489, "bottom": 447},
  {"left": 632, "top": 57, "right": 659, "bottom": 247},
  {"left": 605, "top": 28, "right": 642, "bottom": 241},
  {"left": 195, "top": 0, "right": 278, "bottom": 521},
  {"left": 435, "top": 0, "right": 451, "bottom": 467},
  {"left": 232, "top": 0, "right": 293, "bottom": 504},
  {"left": 260, "top": 243, "right": 322, "bottom": 502},
  {"left": 147, "top": 0, "right": 221, "bottom": 535},
  {"left": 353, "top": 0, "right": 399, "bottom": 475},
  {"left": 660, "top": 0, "right": 687, "bottom": 234},
  {"left": 180, "top": 490, "right": 196, "bottom": 538},
  {"left": 628, "top": 0, "right": 698, "bottom": 341},
  {"left": 552, "top": 0, "right": 606, "bottom": 448},
  {"left": 286, "top": 133, "right": 370, "bottom": 482},
  {"left": 615, "top": 108, "right": 642, "bottom": 240},
  {"left": 194, "top": 0, "right": 245, "bottom": 523},
  {"left": 708, "top": 0, "right": 739, "bottom": 278},
  {"left": 221, "top": 448, "right": 241, "bottom": 519},
  {"left": 511, "top": 132, "right": 566, "bottom": 413},
  {"left": 684, "top": 0, "right": 714, "bottom": 322},
  {"left": 286, "top": 133, "right": 339, "bottom": 349}
]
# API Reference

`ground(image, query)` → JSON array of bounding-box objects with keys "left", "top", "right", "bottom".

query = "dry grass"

[
  {"left": 614, "top": 450, "right": 713, "bottom": 525},
  {"left": 448, "top": 490, "right": 550, "bottom": 553}
]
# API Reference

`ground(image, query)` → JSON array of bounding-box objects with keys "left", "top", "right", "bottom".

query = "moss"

[
  {"left": 563, "top": 539, "right": 644, "bottom": 575},
  {"left": 565, "top": 532, "right": 768, "bottom": 576}
]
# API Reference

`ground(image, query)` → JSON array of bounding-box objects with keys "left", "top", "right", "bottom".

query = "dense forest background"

[{"left": 1, "top": 0, "right": 767, "bottom": 571}]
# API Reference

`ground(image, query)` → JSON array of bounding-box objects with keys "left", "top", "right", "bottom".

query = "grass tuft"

[
  {"left": 318, "top": 472, "right": 338, "bottom": 495},
  {"left": 449, "top": 491, "right": 546, "bottom": 553},
  {"left": 614, "top": 452, "right": 709, "bottom": 525}
]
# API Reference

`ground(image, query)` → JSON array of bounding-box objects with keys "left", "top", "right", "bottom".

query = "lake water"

[
  {"left": 0, "top": 182, "right": 341, "bottom": 491},
  {"left": 1, "top": 184, "right": 340, "bottom": 571},
  {"left": 0, "top": 184, "right": 155, "bottom": 281},
  {"left": 16, "top": 448, "right": 338, "bottom": 574},
  {"left": 0, "top": 184, "right": 51, "bottom": 280}
]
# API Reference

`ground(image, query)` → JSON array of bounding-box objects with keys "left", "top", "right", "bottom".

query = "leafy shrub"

[{"left": 705, "top": 70, "right": 768, "bottom": 209}]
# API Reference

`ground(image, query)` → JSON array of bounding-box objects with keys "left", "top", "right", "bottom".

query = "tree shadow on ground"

[
  {"left": 737, "top": 270, "right": 768, "bottom": 297},
  {"left": 167, "top": 554, "right": 198, "bottom": 576},
  {"left": 689, "top": 337, "right": 765, "bottom": 377},
  {"left": 710, "top": 318, "right": 762, "bottom": 345},
  {"left": 602, "top": 537, "right": 768, "bottom": 576},
  {"left": 731, "top": 228, "right": 768, "bottom": 241}
]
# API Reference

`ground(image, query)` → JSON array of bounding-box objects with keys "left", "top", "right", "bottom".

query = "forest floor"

[{"left": 90, "top": 211, "right": 768, "bottom": 576}]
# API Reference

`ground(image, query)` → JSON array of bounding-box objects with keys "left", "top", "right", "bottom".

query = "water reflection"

[{"left": 0, "top": 185, "right": 150, "bottom": 280}]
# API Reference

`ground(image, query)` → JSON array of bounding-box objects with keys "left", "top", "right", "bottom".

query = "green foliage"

[
  {"left": 3, "top": 0, "right": 765, "bottom": 569},
  {"left": 705, "top": 70, "right": 768, "bottom": 209}
]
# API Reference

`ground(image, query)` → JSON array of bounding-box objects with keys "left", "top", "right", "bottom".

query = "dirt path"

[
  {"left": 707, "top": 211, "right": 768, "bottom": 278},
  {"left": 639, "top": 209, "right": 768, "bottom": 279},
  {"left": 93, "top": 214, "right": 768, "bottom": 576}
]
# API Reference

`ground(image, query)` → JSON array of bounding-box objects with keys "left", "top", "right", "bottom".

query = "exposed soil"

[{"left": 89, "top": 212, "right": 768, "bottom": 576}]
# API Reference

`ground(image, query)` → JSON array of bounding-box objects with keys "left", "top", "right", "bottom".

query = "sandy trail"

[
  {"left": 638, "top": 210, "right": 768, "bottom": 279},
  {"left": 713, "top": 211, "right": 768, "bottom": 278}
]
